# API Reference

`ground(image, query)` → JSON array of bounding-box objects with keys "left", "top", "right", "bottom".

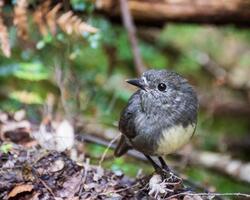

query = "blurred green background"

[{"left": 0, "top": 0, "right": 250, "bottom": 194}]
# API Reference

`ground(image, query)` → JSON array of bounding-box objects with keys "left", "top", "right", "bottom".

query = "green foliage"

[
  {"left": 70, "top": 0, "right": 94, "bottom": 12},
  {"left": 140, "top": 42, "right": 169, "bottom": 68},
  {"left": 0, "top": 143, "right": 13, "bottom": 153},
  {"left": 1, "top": 7, "right": 250, "bottom": 194},
  {"left": 0, "top": 62, "right": 49, "bottom": 81},
  {"left": 186, "top": 167, "right": 250, "bottom": 193}
]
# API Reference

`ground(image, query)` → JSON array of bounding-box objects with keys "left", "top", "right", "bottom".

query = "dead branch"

[
  {"left": 188, "top": 150, "right": 250, "bottom": 184},
  {"left": 76, "top": 133, "right": 147, "bottom": 161},
  {"left": 167, "top": 192, "right": 250, "bottom": 200},
  {"left": 77, "top": 131, "right": 250, "bottom": 184},
  {"left": 197, "top": 51, "right": 250, "bottom": 91},
  {"left": 96, "top": 0, "right": 250, "bottom": 26},
  {"left": 119, "top": 0, "right": 146, "bottom": 75},
  {"left": 199, "top": 94, "right": 250, "bottom": 117}
]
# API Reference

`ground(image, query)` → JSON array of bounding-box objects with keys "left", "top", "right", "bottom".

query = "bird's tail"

[{"left": 114, "top": 135, "right": 131, "bottom": 157}]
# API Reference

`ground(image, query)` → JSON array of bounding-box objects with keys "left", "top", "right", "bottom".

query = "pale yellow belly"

[{"left": 156, "top": 124, "right": 195, "bottom": 155}]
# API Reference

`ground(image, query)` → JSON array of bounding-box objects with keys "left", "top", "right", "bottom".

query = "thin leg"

[
  {"left": 158, "top": 156, "right": 170, "bottom": 172},
  {"left": 144, "top": 154, "right": 162, "bottom": 172}
]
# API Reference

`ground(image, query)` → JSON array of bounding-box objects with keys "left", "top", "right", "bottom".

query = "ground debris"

[
  {"left": 0, "top": 110, "right": 209, "bottom": 199},
  {"left": 0, "top": 148, "right": 137, "bottom": 199},
  {"left": 0, "top": 145, "right": 210, "bottom": 200},
  {"left": 0, "top": 110, "right": 32, "bottom": 145}
]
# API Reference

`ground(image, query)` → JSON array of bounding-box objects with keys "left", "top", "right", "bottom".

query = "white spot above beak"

[{"left": 142, "top": 76, "right": 148, "bottom": 86}]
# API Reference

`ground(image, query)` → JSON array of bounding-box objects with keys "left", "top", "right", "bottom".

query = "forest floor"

[{"left": 0, "top": 110, "right": 215, "bottom": 200}]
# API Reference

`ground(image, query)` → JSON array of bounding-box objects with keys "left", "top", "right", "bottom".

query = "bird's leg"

[
  {"left": 144, "top": 154, "right": 163, "bottom": 173},
  {"left": 144, "top": 155, "right": 173, "bottom": 180},
  {"left": 158, "top": 156, "right": 170, "bottom": 172},
  {"left": 158, "top": 156, "right": 183, "bottom": 183}
]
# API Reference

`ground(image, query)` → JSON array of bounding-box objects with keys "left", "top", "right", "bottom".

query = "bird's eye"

[{"left": 158, "top": 83, "right": 166, "bottom": 91}]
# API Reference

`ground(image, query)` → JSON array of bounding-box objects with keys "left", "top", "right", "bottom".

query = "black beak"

[{"left": 126, "top": 78, "right": 145, "bottom": 90}]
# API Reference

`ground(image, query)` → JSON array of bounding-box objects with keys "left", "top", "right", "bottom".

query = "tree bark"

[{"left": 95, "top": 0, "right": 250, "bottom": 26}]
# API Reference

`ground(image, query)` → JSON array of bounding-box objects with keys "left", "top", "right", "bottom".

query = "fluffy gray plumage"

[{"left": 115, "top": 69, "right": 198, "bottom": 157}]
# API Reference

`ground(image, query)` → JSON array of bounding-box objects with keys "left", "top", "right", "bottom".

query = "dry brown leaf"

[
  {"left": 46, "top": 3, "right": 61, "bottom": 35},
  {"left": 57, "top": 11, "right": 98, "bottom": 35},
  {"left": 1, "top": 119, "right": 31, "bottom": 144},
  {"left": 14, "top": 0, "right": 29, "bottom": 40},
  {"left": 58, "top": 172, "right": 82, "bottom": 198},
  {"left": 0, "top": 1, "right": 11, "bottom": 57},
  {"left": 33, "top": 0, "right": 50, "bottom": 36},
  {"left": 57, "top": 11, "right": 74, "bottom": 34},
  {"left": 78, "top": 22, "right": 98, "bottom": 34},
  {"left": 0, "top": 21, "right": 11, "bottom": 58},
  {"left": 7, "top": 184, "right": 33, "bottom": 199}
]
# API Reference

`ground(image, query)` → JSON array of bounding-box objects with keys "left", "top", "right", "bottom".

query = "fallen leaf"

[
  {"left": 49, "top": 159, "right": 65, "bottom": 172},
  {"left": 93, "top": 166, "right": 104, "bottom": 182},
  {"left": 55, "top": 120, "right": 75, "bottom": 152},
  {"left": 33, "top": 119, "right": 74, "bottom": 152},
  {"left": 57, "top": 172, "right": 82, "bottom": 198},
  {"left": 8, "top": 184, "right": 33, "bottom": 199},
  {"left": 14, "top": 109, "right": 26, "bottom": 121}
]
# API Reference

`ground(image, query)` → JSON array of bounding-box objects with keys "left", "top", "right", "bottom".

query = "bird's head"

[{"left": 126, "top": 69, "right": 192, "bottom": 99}]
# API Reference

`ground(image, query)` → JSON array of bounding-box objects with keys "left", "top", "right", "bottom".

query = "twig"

[
  {"left": 196, "top": 51, "right": 227, "bottom": 81},
  {"left": 37, "top": 176, "right": 57, "bottom": 199},
  {"left": 78, "top": 158, "right": 90, "bottom": 196},
  {"left": 31, "top": 166, "right": 56, "bottom": 199},
  {"left": 100, "top": 182, "right": 140, "bottom": 196},
  {"left": 96, "top": 0, "right": 250, "bottom": 26},
  {"left": 76, "top": 133, "right": 147, "bottom": 161},
  {"left": 99, "top": 133, "right": 120, "bottom": 166},
  {"left": 76, "top": 133, "right": 210, "bottom": 193},
  {"left": 30, "top": 166, "right": 56, "bottom": 199},
  {"left": 119, "top": 0, "right": 146, "bottom": 75},
  {"left": 54, "top": 59, "right": 73, "bottom": 122},
  {"left": 166, "top": 192, "right": 250, "bottom": 200},
  {"left": 188, "top": 150, "right": 250, "bottom": 183}
]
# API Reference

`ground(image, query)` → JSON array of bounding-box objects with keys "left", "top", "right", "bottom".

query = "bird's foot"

[
  {"left": 148, "top": 173, "right": 183, "bottom": 199},
  {"left": 156, "top": 168, "right": 182, "bottom": 185},
  {"left": 156, "top": 167, "right": 169, "bottom": 177}
]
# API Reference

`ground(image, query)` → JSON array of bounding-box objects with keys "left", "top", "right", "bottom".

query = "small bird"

[{"left": 114, "top": 69, "right": 198, "bottom": 173}]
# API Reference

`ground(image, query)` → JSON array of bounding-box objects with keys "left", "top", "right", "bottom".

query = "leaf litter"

[{"left": 0, "top": 110, "right": 208, "bottom": 199}]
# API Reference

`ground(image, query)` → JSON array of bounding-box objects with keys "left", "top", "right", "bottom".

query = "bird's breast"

[{"left": 156, "top": 123, "right": 195, "bottom": 155}]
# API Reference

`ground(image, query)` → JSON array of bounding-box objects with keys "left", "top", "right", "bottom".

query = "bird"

[{"left": 114, "top": 69, "right": 198, "bottom": 173}]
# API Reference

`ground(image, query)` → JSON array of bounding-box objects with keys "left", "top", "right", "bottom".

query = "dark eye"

[{"left": 158, "top": 83, "right": 166, "bottom": 91}]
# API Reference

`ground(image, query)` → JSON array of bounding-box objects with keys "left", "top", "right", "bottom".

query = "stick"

[
  {"left": 75, "top": 133, "right": 210, "bottom": 193},
  {"left": 166, "top": 192, "right": 250, "bottom": 200},
  {"left": 76, "top": 133, "right": 147, "bottom": 161},
  {"left": 99, "top": 134, "right": 120, "bottom": 166},
  {"left": 119, "top": 0, "right": 146, "bottom": 75}
]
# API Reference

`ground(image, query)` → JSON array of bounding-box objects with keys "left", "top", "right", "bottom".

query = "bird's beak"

[{"left": 126, "top": 78, "right": 146, "bottom": 90}]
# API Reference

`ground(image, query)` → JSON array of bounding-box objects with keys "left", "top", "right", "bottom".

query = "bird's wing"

[
  {"left": 114, "top": 134, "right": 132, "bottom": 157},
  {"left": 118, "top": 90, "right": 142, "bottom": 139},
  {"left": 115, "top": 91, "right": 141, "bottom": 157}
]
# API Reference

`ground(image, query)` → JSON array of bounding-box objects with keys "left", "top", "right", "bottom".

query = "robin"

[{"left": 114, "top": 69, "right": 198, "bottom": 173}]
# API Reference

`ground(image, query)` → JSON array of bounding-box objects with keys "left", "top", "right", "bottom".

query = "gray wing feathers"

[{"left": 115, "top": 91, "right": 141, "bottom": 157}]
